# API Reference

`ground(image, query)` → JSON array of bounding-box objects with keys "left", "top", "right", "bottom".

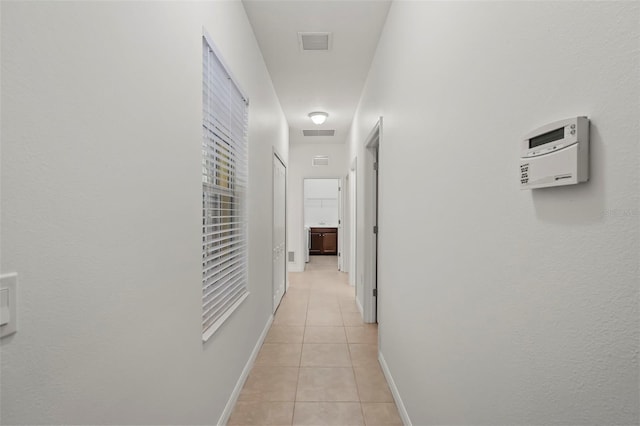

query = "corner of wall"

[
  {"left": 217, "top": 315, "right": 274, "bottom": 426},
  {"left": 378, "top": 351, "right": 412, "bottom": 426}
]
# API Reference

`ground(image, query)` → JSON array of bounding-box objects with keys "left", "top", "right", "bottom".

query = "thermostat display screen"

[{"left": 529, "top": 127, "right": 564, "bottom": 149}]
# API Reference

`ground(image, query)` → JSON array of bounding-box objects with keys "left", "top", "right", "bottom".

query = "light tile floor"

[{"left": 228, "top": 256, "right": 403, "bottom": 426}]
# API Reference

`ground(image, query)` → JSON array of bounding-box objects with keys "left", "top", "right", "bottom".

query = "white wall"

[
  {"left": 288, "top": 143, "right": 348, "bottom": 272},
  {"left": 0, "top": 1, "right": 288, "bottom": 424},
  {"left": 348, "top": 2, "right": 639, "bottom": 424}
]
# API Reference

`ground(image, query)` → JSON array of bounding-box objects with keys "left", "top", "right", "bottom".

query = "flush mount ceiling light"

[{"left": 308, "top": 111, "right": 329, "bottom": 125}]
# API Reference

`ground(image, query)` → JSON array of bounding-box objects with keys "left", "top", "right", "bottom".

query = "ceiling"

[{"left": 242, "top": 0, "right": 392, "bottom": 144}]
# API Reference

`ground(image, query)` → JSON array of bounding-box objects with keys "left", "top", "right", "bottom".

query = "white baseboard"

[
  {"left": 288, "top": 261, "right": 305, "bottom": 273},
  {"left": 355, "top": 296, "right": 363, "bottom": 316},
  {"left": 378, "top": 351, "right": 412, "bottom": 426},
  {"left": 217, "top": 315, "right": 274, "bottom": 426}
]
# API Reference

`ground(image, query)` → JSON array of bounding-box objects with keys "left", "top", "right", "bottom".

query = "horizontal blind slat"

[
  {"left": 202, "top": 225, "right": 246, "bottom": 234},
  {"left": 203, "top": 232, "right": 245, "bottom": 247},
  {"left": 202, "top": 237, "right": 247, "bottom": 251},
  {"left": 203, "top": 288, "right": 246, "bottom": 328},
  {"left": 203, "top": 258, "right": 245, "bottom": 287},
  {"left": 203, "top": 249, "right": 245, "bottom": 276},
  {"left": 203, "top": 282, "right": 247, "bottom": 326},
  {"left": 203, "top": 267, "right": 246, "bottom": 304},
  {"left": 203, "top": 228, "right": 244, "bottom": 239},
  {"left": 203, "top": 280, "right": 246, "bottom": 323}
]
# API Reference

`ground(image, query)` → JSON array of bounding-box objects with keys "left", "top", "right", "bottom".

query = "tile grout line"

[
  {"left": 236, "top": 257, "right": 373, "bottom": 424},
  {"left": 347, "top": 333, "right": 367, "bottom": 425},
  {"left": 291, "top": 282, "right": 310, "bottom": 426}
]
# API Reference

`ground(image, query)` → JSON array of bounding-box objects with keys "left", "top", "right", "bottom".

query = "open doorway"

[{"left": 304, "top": 178, "right": 342, "bottom": 270}]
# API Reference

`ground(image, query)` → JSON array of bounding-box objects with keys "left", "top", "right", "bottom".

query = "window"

[{"left": 202, "top": 33, "right": 249, "bottom": 341}]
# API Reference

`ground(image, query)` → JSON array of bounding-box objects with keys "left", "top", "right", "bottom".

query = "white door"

[{"left": 273, "top": 154, "right": 287, "bottom": 312}]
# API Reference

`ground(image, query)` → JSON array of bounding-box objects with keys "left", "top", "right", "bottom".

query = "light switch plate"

[
  {"left": 0, "top": 273, "right": 17, "bottom": 338},
  {"left": 0, "top": 289, "right": 9, "bottom": 325}
]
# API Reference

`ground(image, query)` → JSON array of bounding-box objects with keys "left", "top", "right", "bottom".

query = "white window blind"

[{"left": 202, "top": 34, "right": 249, "bottom": 342}]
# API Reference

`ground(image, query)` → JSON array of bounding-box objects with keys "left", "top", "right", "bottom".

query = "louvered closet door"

[{"left": 272, "top": 154, "right": 286, "bottom": 312}]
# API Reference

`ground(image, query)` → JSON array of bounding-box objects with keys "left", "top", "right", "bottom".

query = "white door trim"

[
  {"left": 342, "top": 173, "right": 350, "bottom": 274},
  {"left": 303, "top": 178, "right": 343, "bottom": 267},
  {"left": 363, "top": 118, "right": 382, "bottom": 324},
  {"left": 338, "top": 177, "right": 344, "bottom": 271},
  {"left": 349, "top": 159, "right": 357, "bottom": 287},
  {"left": 272, "top": 150, "right": 287, "bottom": 313}
]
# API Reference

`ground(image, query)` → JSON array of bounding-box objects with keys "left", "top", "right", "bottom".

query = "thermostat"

[{"left": 520, "top": 116, "right": 589, "bottom": 189}]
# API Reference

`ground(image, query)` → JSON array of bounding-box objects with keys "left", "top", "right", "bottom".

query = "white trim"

[
  {"left": 338, "top": 176, "right": 345, "bottom": 272},
  {"left": 363, "top": 118, "right": 382, "bottom": 324},
  {"left": 378, "top": 351, "right": 412, "bottom": 426},
  {"left": 349, "top": 158, "right": 357, "bottom": 287},
  {"left": 272, "top": 151, "right": 287, "bottom": 313},
  {"left": 273, "top": 149, "right": 289, "bottom": 293},
  {"left": 355, "top": 295, "right": 363, "bottom": 316},
  {"left": 217, "top": 314, "right": 274, "bottom": 426},
  {"left": 342, "top": 173, "right": 350, "bottom": 274}
]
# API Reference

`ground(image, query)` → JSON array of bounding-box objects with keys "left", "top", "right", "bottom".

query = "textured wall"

[
  {"left": 0, "top": 1, "right": 288, "bottom": 424},
  {"left": 347, "top": 1, "right": 639, "bottom": 424}
]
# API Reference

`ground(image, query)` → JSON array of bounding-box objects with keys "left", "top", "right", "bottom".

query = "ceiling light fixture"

[{"left": 308, "top": 111, "right": 328, "bottom": 125}]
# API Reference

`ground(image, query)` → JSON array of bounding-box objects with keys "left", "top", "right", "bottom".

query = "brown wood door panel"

[
  {"left": 322, "top": 232, "right": 337, "bottom": 254},
  {"left": 310, "top": 232, "right": 323, "bottom": 255}
]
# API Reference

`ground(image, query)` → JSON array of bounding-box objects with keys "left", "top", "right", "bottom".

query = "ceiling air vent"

[
  {"left": 303, "top": 129, "right": 335, "bottom": 137},
  {"left": 312, "top": 155, "right": 329, "bottom": 166},
  {"left": 298, "top": 32, "right": 332, "bottom": 51}
]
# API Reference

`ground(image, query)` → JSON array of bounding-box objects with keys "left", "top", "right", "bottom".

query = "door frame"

[
  {"left": 348, "top": 158, "right": 357, "bottom": 287},
  {"left": 363, "top": 118, "right": 381, "bottom": 323},
  {"left": 303, "top": 177, "right": 343, "bottom": 267},
  {"left": 272, "top": 149, "right": 287, "bottom": 313},
  {"left": 338, "top": 176, "right": 345, "bottom": 271},
  {"left": 342, "top": 172, "right": 350, "bottom": 275}
]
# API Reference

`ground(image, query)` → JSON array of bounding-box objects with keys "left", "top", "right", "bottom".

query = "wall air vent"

[
  {"left": 312, "top": 155, "right": 329, "bottom": 166},
  {"left": 298, "top": 32, "right": 332, "bottom": 51},
  {"left": 303, "top": 129, "right": 335, "bottom": 137}
]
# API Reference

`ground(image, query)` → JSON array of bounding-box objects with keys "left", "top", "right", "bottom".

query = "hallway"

[
  {"left": 228, "top": 256, "right": 401, "bottom": 425},
  {"left": 2, "top": 1, "right": 638, "bottom": 425}
]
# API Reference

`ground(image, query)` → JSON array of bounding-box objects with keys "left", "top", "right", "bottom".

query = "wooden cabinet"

[
  {"left": 309, "top": 227, "right": 338, "bottom": 255},
  {"left": 310, "top": 231, "right": 323, "bottom": 255},
  {"left": 323, "top": 231, "right": 337, "bottom": 253}
]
